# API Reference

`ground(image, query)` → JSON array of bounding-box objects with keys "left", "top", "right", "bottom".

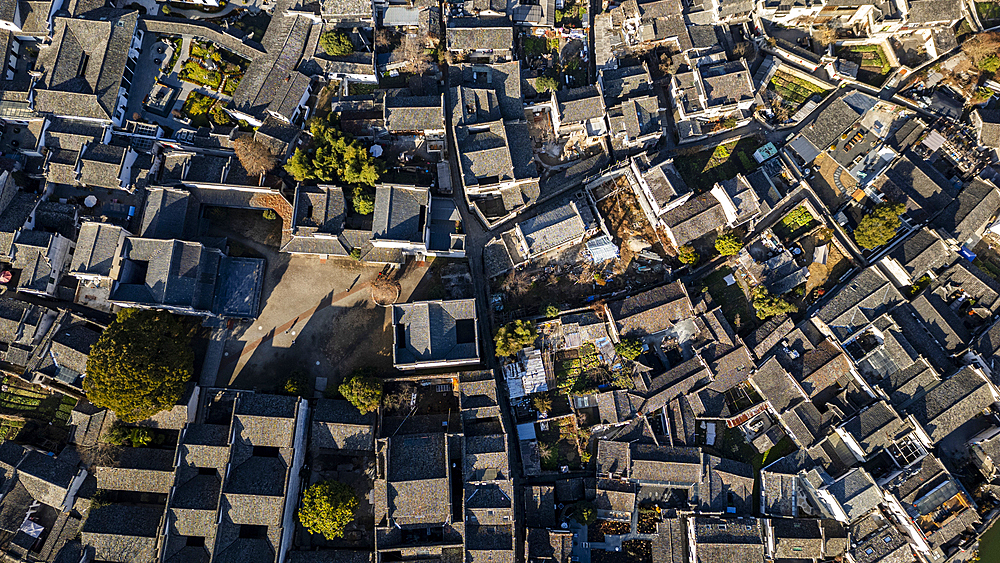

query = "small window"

[
  {"left": 252, "top": 446, "right": 280, "bottom": 458},
  {"left": 186, "top": 536, "right": 205, "bottom": 547},
  {"left": 239, "top": 525, "right": 268, "bottom": 539},
  {"left": 883, "top": 536, "right": 892, "bottom": 543},
  {"left": 865, "top": 548, "right": 874, "bottom": 555}
]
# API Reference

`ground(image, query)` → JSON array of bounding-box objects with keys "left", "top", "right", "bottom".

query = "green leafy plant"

[
  {"left": 614, "top": 338, "right": 644, "bottom": 361},
  {"left": 338, "top": 369, "right": 382, "bottom": 414},
  {"left": 853, "top": 202, "right": 905, "bottom": 250},
  {"left": 678, "top": 244, "right": 699, "bottom": 265},
  {"left": 350, "top": 248, "right": 362, "bottom": 261},
  {"left": 351, "top": 185, "right": 375, "bottom": 215},
  {"left": 574, "top": 501, "right": 597, "bottom": 524},
  {"left": 285, "top": 116, "right": 382, "bottom": 185},
  {"left": 319, "top": 30, "right": 354, "bottom": 57},
  {"left": 715, "top": 230, "right": 742, "bottom": 256},
  {"left": 752, "top": 286, "right": 798, "bottom": 320},
  {"left": 544, "top": 304, "right": 560, "bottom": 318},
  {"left": 84, "top": 310, "right": 194, "bottom": 423},
  {"left": 282, "top": 371, "right": 311, "bottom": 397},
  {"left": 536, "top": 76, "right": 559, "bottom": 92},
  {"left": 981, "top": 54, "right": 1000, "bottom": 73},
  {"left": 782, "top": 206, "right": 813, "bottom": 228},
  {"left": 494, "top": 320, "right": 537, "bottom": 357},
  {"left": 262, "top": 208, "right": 278, "bottom": 221},
  {"left": 299, "top": 480, "right": 358, "bottom": 539}
]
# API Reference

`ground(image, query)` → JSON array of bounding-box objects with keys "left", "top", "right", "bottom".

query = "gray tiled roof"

[
  {"left": 78, "top": 143, "right": 125, "bottom": 188},
  {"left": 372, "top": 185, "right": 428, "bottom": 243},
  {"left": 800, "top": 98, "right": 863, "bottom": 153},
  {"left": 446, "top": 20, "right": 513, "bottom": 52},
  {"left": 384, "top": 94, "right": 444, "bottom": 132},
  {"left": 662, "top": 191, "right": 728, "bottom": 246},
  {"left": 885, "top": 227, "right": 950, "bottom": 283},
  {"left": 111, "top": 238, "right": 222, "bottom": 312},
  {"left": 556, "top": 85, "right": 605, "bottom": 124},
  {"left": 517, "top": 200, "right": 586, "bottom": 257},
  {"left": 70, "top": 222, "right": 125, "bottom": 276},
  {"left": 934, "top": 178, "right": 1000, "bottom": 244},
  {"left": 903, "top": 366, "right": 997, "bottom": 443},
  {"left": 907, "top": 0, "right": 961, "bottom": 23},
  {"left": 140, "top": 187, "right": 191, "bottom": 239},
  {"left": 33, "top": 11, "right": 138, "bottom": 121},
  {"left": 817, "top": 267, "right": 903, "bottom": 341},
  {"left": 608, "top": 280, "right": 692, "bottom": 337},
  {"left": 392, "top": 299, "right": 480, "bottom": 367}
]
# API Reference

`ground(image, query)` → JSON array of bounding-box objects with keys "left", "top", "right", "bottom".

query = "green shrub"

[{"left": 678, "top": 244, "right": 700, "bottom": 265}]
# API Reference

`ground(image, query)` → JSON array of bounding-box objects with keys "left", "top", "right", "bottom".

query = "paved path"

[{"left": 199, "top": 326, "right": 229, "bottom": 387}]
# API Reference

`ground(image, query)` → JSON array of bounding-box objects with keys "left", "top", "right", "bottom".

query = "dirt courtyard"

[{"left": 217, "top": 255, "right": 433, "bottom": 395}]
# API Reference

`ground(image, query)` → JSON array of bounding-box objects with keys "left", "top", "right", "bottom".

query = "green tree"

[
  {"left": 284, "top": 116, "right": 381, "bottom": 185},
  {"left": 574, "top": 501, "right": 597, "bottom": 524},
  {"left": 338, "top": 369, "right": 382, "bottom": 414},
  {"left": 532, "top": 393, "right": 553, "bottom": 413},
  {"left": 299, "top": 480, "right": 358, "bottom": 539},
  {"left": 678, "top": 244, "right": 699, "bottom": 265},
  {"left": 352, "top": 185, "right": 375, "bottom": 215},
  {"left": 544, "top": 304, "right": 560, "bottom": 318},
  {"left": 263, "top": 208, "right": 278, "bottom": 220},
  {"left": 782, "top": 205, "right": 813, "bottom": 228},
  {"left": 160, "top": 4, "right": 170, "bottom": 13},
  {"left": 536, "top": 76, "right": 559, "bottom": 92},
  {"left": 494, "top": 320, "right": 537, "bottom": 357},
  {"left": 853, "top": 202, "right": 905, "bottom": 250},
  {"left": 282, "top": 371, "right": 311, "bottom": 397},
  {"left": 714, "top": 231, "right": 742, "bottom": 256},
  {"left": 350, "top": 248, "right": 362, "bottom": 261},
  {"left": 981, "top": 54, "right": 1000, "bottom": 73},
  {"left": 84, "top": 310, "right": 194, "bottom": 423},
  {"left": 319, "top": 30, "right": 354, "bottom": 57},
  {"left": 614, "top": 337, "right": 643, "bottom": 361},
  {"left": 752, "top": 286, "right": 798, "bottom": 320},
  {"left": 128, "top": 427, "right": 154, "bottom": 447}
]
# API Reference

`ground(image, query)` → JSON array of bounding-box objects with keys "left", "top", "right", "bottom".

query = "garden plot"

[{"left": 837, "top": 44, "right": 894, "bottom": 88}]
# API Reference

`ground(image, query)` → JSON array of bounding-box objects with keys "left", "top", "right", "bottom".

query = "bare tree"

[
  {"left": 375, "top": 28, "right": 393, "bottom": 48},
  {"left": 399, "top": 33, "right": 432, "bottom": 75},
  {"left": 501, "top": 269, "right": 533, "bottom": 295},
  {"left": 233, "top": 136, "right": 277, "bottom": 177},
  {"left": 813, "top": 26, "right": 836, "bottom": 48}
]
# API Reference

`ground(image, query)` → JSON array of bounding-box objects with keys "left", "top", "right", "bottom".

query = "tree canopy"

[
  {"left": 615, "top": 338, "right": 644, "bottom": 361},
  {"left": 285, "top": 117, "right": 382, "bottom": 185},
  {"left": 782, "top": 205, "right": 813, "bottom": 228},
  {"left": 574, "top": 501, "right": 597, "bottom": 524},
  {"left": 535, "top": 76, "right": 559, "bottom": 92},
  {"left": 678, "top": 244, "right": 699, "bottom": 265},
  {"left": 714, "top": 231, "right": 742, "bottom": 256},
  {"left": 299, "top": 480, "right": 358, "bottom": 539},
  {"left": 752, "top": 286, "right": 798, "bottom": 320},
  {"left": 233, "top": 137, "right": 277, "bottom": 177},
  {"left": 84, "top": 309, "right": 195, "bottom": 423},
  {"left": 351, "top": 185, "right": 375, "bottom": 215},
  {"left": 338, "top": 369, "right": 382, "bottom": 414},
  {"left": 494, "top": 320, "right": 537, "bottom": 357},
  {"left": 319, "top": 30, "right": 354, "bottom": 56},
  {"left": 853, "top": 202, "right": 904, "bottom": 250}
]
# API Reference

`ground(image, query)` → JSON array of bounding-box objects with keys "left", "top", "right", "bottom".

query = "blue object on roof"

[{"left": 959, "top": 245, "right": 977, "bottom": 262}]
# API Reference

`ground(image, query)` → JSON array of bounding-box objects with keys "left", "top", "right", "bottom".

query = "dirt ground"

[
  {"left": 810, "top": 153, "right": 854, "bottom": 211},
  {"left": 805, "top": 242, "right": 850, "bottom": 295},
  {"left": 593, "top": 174, "right": 673, "bottom": 263},
  {"left": 218, "top": 256, "right": 433, "bottom": 394}
]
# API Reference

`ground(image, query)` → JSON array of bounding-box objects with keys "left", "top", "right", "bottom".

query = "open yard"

[
  {"left": 769, "top": 70, "right": 830, "bottom": 106},
  {"left": 837, "top": 44, "right": 893, "bottom": 88},
  {"left": 702, "top": 266, "right": 756, "bottom": 334},
  {"left": 810, "top": 153, "right": 854, "bottom": 210},
  {"left": 536, "top": 415, "right": 582, "bottom": 471},
  {"left": 804, "top": 236, "right": 852, "bottom": 297},
  {"left": 675, "top": 137, "right": 761, "bottom": 192},
  {"left": 0, "top": 377, "right": 76, "bottom": 444},
  {"left": 593, "top": 174, "right": 672, "bottom": 261}
]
